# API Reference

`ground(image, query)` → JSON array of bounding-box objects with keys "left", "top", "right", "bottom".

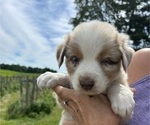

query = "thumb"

[{"left": 53, "top": 86, "right": 79, "bottom": 100}]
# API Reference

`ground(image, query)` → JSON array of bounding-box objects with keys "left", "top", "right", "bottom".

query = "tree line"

[
  {"left": 0, "top": 64, "right": 56, "bottom": 73},
  {"left": 70, "top": 0, "right": 150, "bottom": 50}
]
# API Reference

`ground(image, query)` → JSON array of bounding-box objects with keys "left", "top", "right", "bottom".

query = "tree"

[
  {"left": 70, "top": 0, "right": 150, "bottom": 50},
  {"left": 0, "top": 64, "right": 56, "bottom": 73}
]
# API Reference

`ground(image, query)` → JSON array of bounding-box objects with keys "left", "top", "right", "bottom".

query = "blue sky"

[{"left": 0, "top": 0, "right": 76, "bottom": 72}]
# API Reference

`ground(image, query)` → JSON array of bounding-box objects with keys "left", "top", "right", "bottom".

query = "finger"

[
  {"left": 53, "top": 86, "right": 79, "bottom": 101},
  {"left": 130, "top": 88, "right": 136, "bottom": 94},
  {"left": 59, "top": 99, "right": 77, "bottom": 116},
  {"left": 98, "top": 94, "right": 110, "bottom": 105},
  {"left": 60, "top": 100, "right": 82, "bottom": 122},
  {"left": 61, "top": 100, "right": 76, "bottom": 112}
]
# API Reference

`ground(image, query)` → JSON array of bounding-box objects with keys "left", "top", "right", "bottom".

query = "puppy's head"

[{"left": 57, "top": 21, "right": 134, "bottom": 95}]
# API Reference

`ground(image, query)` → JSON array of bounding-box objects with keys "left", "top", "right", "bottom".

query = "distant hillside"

[{"left": 0, "top": 64, "right": 56, "bottom": 74}]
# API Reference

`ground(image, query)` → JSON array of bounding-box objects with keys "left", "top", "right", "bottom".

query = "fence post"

[
  {"left": 25, "top": 76, "right": 30, "bottom": 107},
  {"left": 30, "top": 77, "right": 35, "bottom": 104},
  {"left": 0, "top": 76, "right": 3, "bottom": 96},
  {"left": 19, "top": 76, "right": 24, "bottom": 108},
  {"left": 1, "top": 75, "right": 39, "bottom": 108},
  {"left": 6, "top": 76, "right": 9, "bottom": 90}
]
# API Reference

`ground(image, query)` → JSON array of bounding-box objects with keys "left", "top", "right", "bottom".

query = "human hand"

[{"left": 53, "top": 86, "right": 121, "bottom": 125}]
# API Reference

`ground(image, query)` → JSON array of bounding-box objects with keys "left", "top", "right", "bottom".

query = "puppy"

[{"left": 37, "top": 20, "right": 135, "bottom": 125}]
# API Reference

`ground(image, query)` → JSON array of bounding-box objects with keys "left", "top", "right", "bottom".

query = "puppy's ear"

[
  {"left": 118, "top": 33, "right": 135, "bottom": 71},
  {"left": 56, "top": 35, "right": 69, "bottom": 68}
]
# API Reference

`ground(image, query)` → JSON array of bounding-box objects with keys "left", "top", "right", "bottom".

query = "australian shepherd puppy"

[{"left": 37, "top": 20, "right": 135, "bottom": 125}]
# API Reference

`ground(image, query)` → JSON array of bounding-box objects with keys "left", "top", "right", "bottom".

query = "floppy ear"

[
  {"left": 118, "top": 33, "right": 135, "bottom": 71},
  {"left": 56, "top": 35, "right": 69, "bottom": 68}
]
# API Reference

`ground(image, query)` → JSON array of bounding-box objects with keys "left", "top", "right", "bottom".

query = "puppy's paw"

[
  {"left": 108, "top": 84, "right": 135, "bottom": 120},
  {"left": 37, "top": 72, "right": 70, "bottom": 89}
]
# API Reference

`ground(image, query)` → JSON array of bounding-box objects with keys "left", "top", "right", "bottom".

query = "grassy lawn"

[
  {"left": 0, "top": 107, "right": 62, "bottom": 125},
  {"left": 0, "top": 69, "right": 62, "bottom": 125},
  {"left": 0, "top": 91, "right": 62, "bottom": 125}
]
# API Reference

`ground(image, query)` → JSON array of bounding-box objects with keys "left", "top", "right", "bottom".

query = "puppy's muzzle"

[{"left": 79, "top": 76, "right": 95, "bottom": 90}]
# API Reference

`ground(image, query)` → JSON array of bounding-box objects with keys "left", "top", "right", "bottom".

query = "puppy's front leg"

[
  {"left": 37, "top": 72, "right": 71, "bottom": 89},
  {"left": 37, "top": 72, "right": 73, "bottom": 125},
  {"left": 107, "top": 83, "right": 135, "bottom": 124}
]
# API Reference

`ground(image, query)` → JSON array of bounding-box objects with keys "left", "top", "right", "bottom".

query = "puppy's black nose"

[{"left": 79, "top": 77, "right": 95, "bottom": 90}]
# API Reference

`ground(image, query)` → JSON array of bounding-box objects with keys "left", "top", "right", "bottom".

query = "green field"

[
  {"left": 0, "top": 69, "right": 39, "bottom": 76},
  {"left": 0, "top": 69, "right": 62, "bottom": 125}
]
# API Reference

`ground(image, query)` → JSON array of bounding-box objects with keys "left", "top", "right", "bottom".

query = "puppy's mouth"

[
  {"left": 79, "top": 89, "right": 107, "bottom": 96},
  {"left": 80, "top": 83, "right": 94, "bottom": 91},
  {"left": 77, "top": 88, "right": 101, "bottom": 95}
]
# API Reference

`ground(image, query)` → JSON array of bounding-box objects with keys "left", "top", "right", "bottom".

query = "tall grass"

[
  {"left": 0, "top": 69, "right": 62, "bottom": 125},
  {"left": 0, "top": 90, "right": 62, "bottom": 125},
  {"left": 0, "top": 107, "right": 62, "bottom": 125}
]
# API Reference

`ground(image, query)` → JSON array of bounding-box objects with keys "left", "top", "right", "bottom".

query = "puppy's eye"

[
  {"left": 101, "top": 58, "right": 119, "bottom": 66},
  {"left": 70, "top": 56, "right": 80, "bottom": 66}
]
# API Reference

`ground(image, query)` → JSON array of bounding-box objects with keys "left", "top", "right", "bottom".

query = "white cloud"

[{"left": 0, "top": 0, "right": 76, "bottom": 73}]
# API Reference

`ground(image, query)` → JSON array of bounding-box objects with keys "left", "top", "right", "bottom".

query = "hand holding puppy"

[{"left": 53, "top": 86, "right": 121, "bottom": 125}]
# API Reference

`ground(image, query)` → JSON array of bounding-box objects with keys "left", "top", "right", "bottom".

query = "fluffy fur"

[{"left": 37, "top": 20, "right": 135, "bottom": 125}]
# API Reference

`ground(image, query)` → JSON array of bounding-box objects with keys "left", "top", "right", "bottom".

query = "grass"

[
  {"left": 0, "top": 69, "right": 39, "bottom": 76},
  {"left": 0, "top": 91, "right": 62, "bottom": 125},
  {"left": 0, "top": 69, "right": 62, "bottom": 125},
  {"left": 0, "top": 69, "right": 39, "bottom": 96},
  {"left": 0, "top": 92, "right": 20, "bottom": 121},
  {"left": 0, "top": 106, "right": 62, "bottom": 125}
]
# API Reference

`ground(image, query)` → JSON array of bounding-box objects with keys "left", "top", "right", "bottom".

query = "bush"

[
  {"left": 25, "top": 102, "right": 51, "bottom": 117},
  {"left": 40, "top": 103, "right": 51, "bottom": 114},
  {"left": 7, "top": 101, "right": 23, "bottom": 119},
  {"left": 36, "top": 89, "right": 56, "bottom": 108},
  {"left": 7, "top": 101, "right": 52, "bottom": 119},
  {"left": 7, "top": 89, "right": 56, "bottom": 119}
]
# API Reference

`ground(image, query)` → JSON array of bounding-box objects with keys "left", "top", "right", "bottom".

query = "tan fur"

[{"left": 65, "top": 42, "right": 83, "bottom": 75}]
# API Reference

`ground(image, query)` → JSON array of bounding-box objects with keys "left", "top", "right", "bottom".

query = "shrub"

[
  {"left": 7, "top": 89, "right": 56, "bottom": 119},
  {"left": 25, "top": 102, "right": 51, "bottom": 117},
  {"left": 36, "top": 89, "right": 56, "bottom": 108},
  {"left": 7, "top": 101, "right": 23, "bottom": 119},
  {"left": 7, "top": 101, "right": 52, "bottom": 119}
]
